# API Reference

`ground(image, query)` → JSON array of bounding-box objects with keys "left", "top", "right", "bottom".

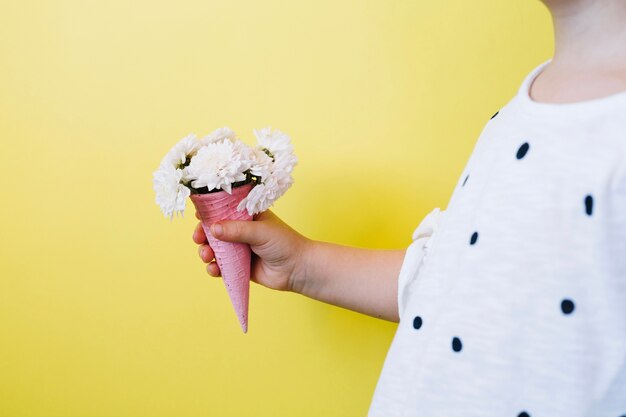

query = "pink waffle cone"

[{"left": 190, "top": 183, "right": 254, "bottom": 333}]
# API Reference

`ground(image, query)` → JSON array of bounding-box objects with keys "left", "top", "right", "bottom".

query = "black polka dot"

[
  {"left": 517, "top": 412, "right": 530, "bottom": 417},
  {"left": 469, "top": 231, "right": 479, "bottom": 245},
  {"left": 413, "top": 316, "right": 423, "bottom": 330},
  {"left": 561, "top": 299, "right": 575, "bottom": 315},
  {"left": 462, "top": 174, "right": 469, "bottom": 187},
  {"left": 451, "top": 337, "right": 462, "bottom": 352},
  {"left": 490, "top": 111, "right": 499, "bottom": 119},
  {"left": 584, "top": 195, "right": 593, "bottom": 216},
  {"left": 516, "top": 142, "right": 530, "bottom": 159}
]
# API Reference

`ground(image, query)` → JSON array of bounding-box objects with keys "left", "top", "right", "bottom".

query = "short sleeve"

[{"left": 397, "top": 207, "right": 444, "bottom": 319}]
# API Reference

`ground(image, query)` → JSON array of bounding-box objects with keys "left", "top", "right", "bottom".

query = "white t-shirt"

[{"left": 367, "top": 61, "right": 626, "bottom": 417}]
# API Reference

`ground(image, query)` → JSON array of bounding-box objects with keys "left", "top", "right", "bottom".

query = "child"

[{"left": 193, "top": 0, "right": 626, "bottom": 415}]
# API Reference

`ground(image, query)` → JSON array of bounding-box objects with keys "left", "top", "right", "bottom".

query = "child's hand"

[
  {"left": 192, "top": 210, "right": 309, "bottom": 292},
  {"left": 193, "top": 209, "right": 403, "bottom": 322}
]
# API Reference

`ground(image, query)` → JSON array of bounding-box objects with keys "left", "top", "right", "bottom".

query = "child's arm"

[{"left": 193, "top": 210, "right": 404, "bottom": 323}]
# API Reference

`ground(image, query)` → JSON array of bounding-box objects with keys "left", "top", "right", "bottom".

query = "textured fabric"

[
  {"left": 397, "top": 207, "right": 444, "bottom": 319},
  {"left": 368, "top": 61, "right": 626, "bottom": 417}
]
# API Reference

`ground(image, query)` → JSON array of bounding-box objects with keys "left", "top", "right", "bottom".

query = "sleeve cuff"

[{"left": 397, "top": 208, "right": 444, "bottom": 320}]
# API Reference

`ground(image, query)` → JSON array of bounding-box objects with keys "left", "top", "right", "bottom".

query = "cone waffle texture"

[{"left": 190, "top": 183, "right": 254, "bottom": 333}]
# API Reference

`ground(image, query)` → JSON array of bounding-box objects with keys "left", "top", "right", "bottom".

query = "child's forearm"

[{"left": 293, "top": 240, "right": 405, "bottom": 323}]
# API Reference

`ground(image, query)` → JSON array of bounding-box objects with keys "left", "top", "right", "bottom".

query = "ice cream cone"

[{"left": 190, "top": 183, "right": 254, "bottom": 333}]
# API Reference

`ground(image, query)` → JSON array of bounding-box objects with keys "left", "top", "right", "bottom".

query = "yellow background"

[{"left": 0, "top": 1, "right": 552, "bottom": 416}]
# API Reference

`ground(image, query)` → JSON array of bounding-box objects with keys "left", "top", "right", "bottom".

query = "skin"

[
  {"left": 194, "top": 0, "right": 626, "bottom": 324},
  {"left": 193, "top": 210, "right": 405, "bottom": 322},
  {"left": 532, "top": 0, "right": 626, "bottom": 102}
]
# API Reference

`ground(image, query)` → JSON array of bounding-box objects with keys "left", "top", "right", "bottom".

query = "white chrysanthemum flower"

[
  {"left": 238, "top": 182, "right": 270, "bottom": 215},
  {"left": 254, "top": 126, "right": 298, "bottom": 173},
  {"left": 232, "top": 139, "right": 254, "bottom": 166},
  {"left": 248, "top": 147, "right": 273, "bottom": 179},
  {"left": 152, "top": 164, "right": 190, "bottom": 219},
  {"left": 237, "top": 127, "right": 297, "bottom": 215},
  {"left": 201, "top": 126, "right": 237, "bottom": 145},
  {"left": 273, "top": 151, "right": 298, "bottom": 174},
  {"left": 253, "top": 127, "right": 293, "bottom": 154},
  {"left": 237, "top": 172, "right": 294, "bottom": 215},
  {"left": 185, "top": 140, "right": 251, "bottom": 194},
  {"left": 160, "top": 133, "right": 202, "bottom": 170}
]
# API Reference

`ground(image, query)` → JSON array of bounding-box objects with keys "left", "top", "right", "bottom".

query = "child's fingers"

[
  {"left": 210, "top": 219, "right": 270, "bottom": 246},
  {"left": 198, "top": 244, "right": 214, "bottom": 263},
  {"left": 206, "top": 261, "right": 221, "bottom": 277},
  {"left": 193, "top": 222, "right": 208, "bottom": 244}
]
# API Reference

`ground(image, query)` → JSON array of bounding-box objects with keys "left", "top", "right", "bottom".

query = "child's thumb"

[{"left": 210, "top": 220, "right": 267, "bottom": 246}]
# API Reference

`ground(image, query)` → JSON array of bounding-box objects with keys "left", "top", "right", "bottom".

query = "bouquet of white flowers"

[{"left": 152, "top": 127, "right": 297, "bottom": 333}]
